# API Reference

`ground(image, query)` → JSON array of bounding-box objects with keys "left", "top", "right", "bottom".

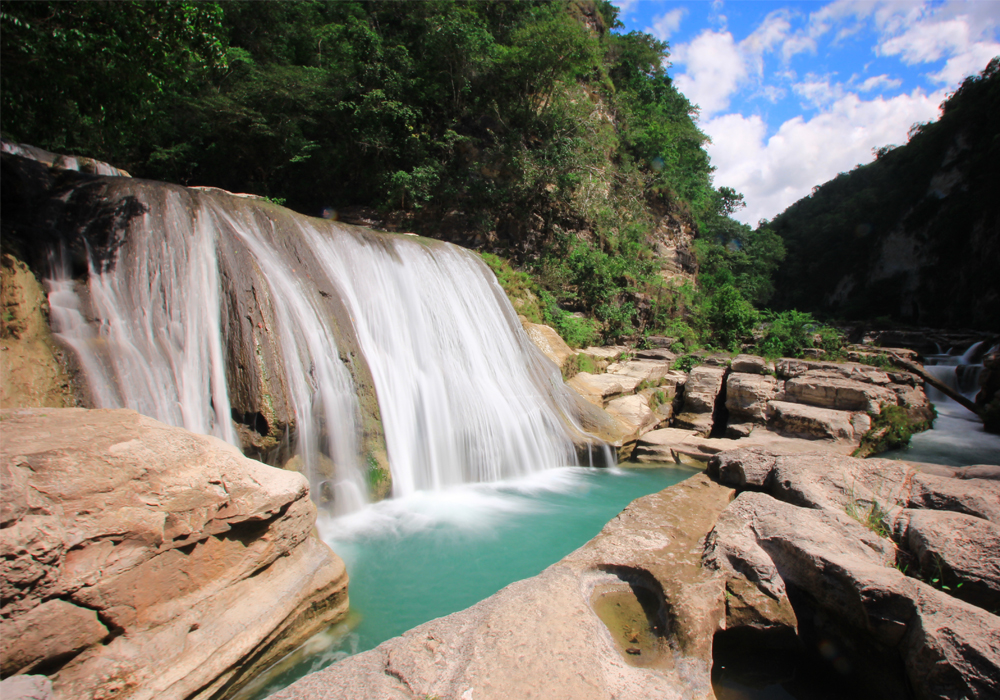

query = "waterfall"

[{"left": 44, "top": 179, "right": 593, "bottom": 512}]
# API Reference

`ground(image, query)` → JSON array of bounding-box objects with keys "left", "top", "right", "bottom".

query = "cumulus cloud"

[
  {"left": 703, "top": 88, "right": 947, "bottom": 225},
  {"left": 648, "top": 8, "right": 687, "bottom": 41},
  {"left": 673, "top": 31, "right": 747, "bottom": 115}
]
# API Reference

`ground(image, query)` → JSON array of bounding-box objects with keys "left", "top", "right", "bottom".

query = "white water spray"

[{"left": 45, "top": 182, "right": 596, "bottom": 511}]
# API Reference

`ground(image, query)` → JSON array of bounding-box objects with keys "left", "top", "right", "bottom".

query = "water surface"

[{"left": 243, "top": 464, "right": 694, "bottom": 698}]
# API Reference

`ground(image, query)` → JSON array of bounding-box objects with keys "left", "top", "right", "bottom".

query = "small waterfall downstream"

[
  {"left": 885, "top": 343, "right": 1000, "bottom": 466},
  {"left": 43, "top": 179, "right": 595, "bottom": 512}
]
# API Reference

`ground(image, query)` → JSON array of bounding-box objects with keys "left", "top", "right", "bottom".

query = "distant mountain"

[{"left": 767, "top": 58, "right": 999, "bottom": 330}]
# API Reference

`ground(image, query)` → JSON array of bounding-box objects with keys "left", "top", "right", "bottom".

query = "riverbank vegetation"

[{"left": 3, "top": 1, "right": 992, "bottom": 357}]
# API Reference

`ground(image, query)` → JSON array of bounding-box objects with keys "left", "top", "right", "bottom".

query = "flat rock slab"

[
  {"left": 0, "top": 408, "right": 348, "bottom": 700},
  {"left": 767, "top": 399, "right": 867, "bottom": 442},
  {"left": 271, "top": 475, "right": 736, "bottom": 700},
  {"left": 634, "top": 428, "right": 853, "bottom": 467},
  {"left": 568, "top": 372, "right": 641, "bottom": 407}
]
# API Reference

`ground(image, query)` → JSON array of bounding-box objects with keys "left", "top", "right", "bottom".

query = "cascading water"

[
  {"left": 43, "top": 179, "right": 597, "bottom": 512},
  {"left": 884, "top": 342, "right": 1000, "bottom": 466}
]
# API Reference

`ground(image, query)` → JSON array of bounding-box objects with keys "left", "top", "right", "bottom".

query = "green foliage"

[
  {"left": 561, "top": 352, "right": 598, "bottom": 380},
  {"left": 538, "top": 290, "right": 599, "bottom": 348},
  {"left": 365, "top": 452, "right": 390, "bottom": 498},
  {"left": 1, "top": 1, "right": 226, "bottom": 166},
  {"left": 706, "top": 285, "right": 757, "bottom": 351},
  {"left": 853, "top": 404, "right": 931, "bottom": 457},
  {"left": 479, "top": 252, "right": 543, "bottom": 324},
  {"left": 671, "top": 354, "right": 700, "bottom": 373}
]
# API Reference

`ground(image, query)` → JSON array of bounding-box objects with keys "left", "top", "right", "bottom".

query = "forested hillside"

[
  {"left": 766, "top": 58, "right": 1000, "bottom": 330},
  {"left": 0, "top": 1, "right": 823, "bottom": 351}
]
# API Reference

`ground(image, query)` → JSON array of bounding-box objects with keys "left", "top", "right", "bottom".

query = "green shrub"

[
  {"left": 707, "top": 285, "right": 758, "bottom": 351},
  {"left": 671, "top": 353, "right": 700, "bottom": 373},
  {"left": 853, "top": 403, "right": 932, "bottom": 457}
]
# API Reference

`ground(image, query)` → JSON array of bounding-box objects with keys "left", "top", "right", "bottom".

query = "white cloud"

[
  {"left": 742, "top": 10, "right": 792, "bottom": 76},
  {"left": 857, "top": 74, "right": 903, "bottom": 92},
  {"left": 928, "top": 41, "right": 1000, "bottom": 83},
  {"left": 879, "top": 18, "right": 971, "bottom": 63},
  {"left": 611, "top": 0, "right": 640, "bottom": 17},
  {"left": 704, "top": 88, "right": 947, "bottom": 225},
  {"left": 673, "top": 31, "right": 747, "bottom": 116},
  {"left": 648, "top": 8, "right": 687, "bottom": 42}
]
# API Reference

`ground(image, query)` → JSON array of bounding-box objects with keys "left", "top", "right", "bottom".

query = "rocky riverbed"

[{"left": 270, "top": 448, "right": 999, "bottom": 700}]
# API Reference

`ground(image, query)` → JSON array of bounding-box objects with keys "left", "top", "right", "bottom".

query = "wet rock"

[
  {"left": 0, "top": 408, "right": 348, "bottom": 700},
  {"left": 0, "top": 254, "right": 78, "bottom": 409}
]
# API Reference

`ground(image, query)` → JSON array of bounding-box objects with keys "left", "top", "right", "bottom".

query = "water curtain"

[{"left": 46, "top": 181, "right": 589, "bottom": 511}]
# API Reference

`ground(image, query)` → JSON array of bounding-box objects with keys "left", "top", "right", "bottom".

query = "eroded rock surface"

[
  {"left": 706, "top": 448, "right": 1000, "bottom": 699},
  {"left": 0, "top": 408, "right": 348, "bottom": 700}
]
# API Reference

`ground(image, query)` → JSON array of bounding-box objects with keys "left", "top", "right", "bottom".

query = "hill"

[{"left": 766, "top": 58, "right": 1000, "bottom": 330}]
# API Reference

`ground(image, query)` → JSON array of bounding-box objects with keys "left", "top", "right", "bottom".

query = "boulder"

[
  {"left": 907, "top": 471, "right": 1000, "bottom": 524},
  {"left": 783, "top": 372, "right": 900, "bottom": 413},
  {"left": 725, "top": 373, "right": 780, "bottom": 431},
  {"left": 522, "top": 321, "right": 574, "bottom": 371},
  {"left": 895, "top": 509, "right": 1000, "bottom": 612},
  {"left": 605, "top": 359, "right": 672, "bottom": 384},
  {"left": 605, "top": 395, "right": 657, "bottom": 438},
  {"left": 767, "top": 400, "right": 865, "bottom": 442},
  {"left": 730, "top": 354, "right": 772, "bottom": 375},
  {"left": 0, "top": 408, "right": 348, "bottom": 700},
  {"left": 775, "top": 358, "right": 893, "bottom": 384},
  {"left": 705, "top": 486, "right": 1000, "bottom": 700},
  {"left": 567, "top": 371, "right": 640, "bottom": 407},
  {"left": 673, "top": 366, "right": 726, "bottom": 436}
]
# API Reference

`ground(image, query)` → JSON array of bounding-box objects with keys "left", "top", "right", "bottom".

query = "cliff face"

[{"left": 769, "top": 59, "right": 1000, "bottom": 329}]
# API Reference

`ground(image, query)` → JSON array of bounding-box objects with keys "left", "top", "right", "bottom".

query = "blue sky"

[{"left": 610, "top": 0, "right": 1000, "bottom": 224}]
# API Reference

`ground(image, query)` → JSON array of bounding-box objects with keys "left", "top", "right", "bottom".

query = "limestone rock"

[
  {"left": 775, "top": 358, "right": 892, "bottom": 384},
  {"left": 567, "top": 371, "right": 639, "bottom": 407},
  {"left": 705, "top": 488, "right": 1000, "bottom": 700},
  {"left": 0, "top": 254, "right": 77, "bottom": 409},
  {"left": 896, "top": 509, "right": 1000, "bottom": 612},
  {"left": 907, "top": 471, "right": 1000, "bottom": 524},
  {"left": 634, "top": 348, "right": 676, "bottom": 362},
  {"left": 767, "top": 400, "right": 861, "bottom": 441},
  {"left": 605, "top": 394, "right": 657, "bottom": 438},
  {"left": 606, "top": 359, "right": 672, "bottom": 384},
  {"left": 1, "top": 599, "right": 108, "bottom": 676},
  {"left": 783, "top": 372, "right": 900, "bottom": 413},
  {"left": 673, "top": 366, "right": 726, "bottom": 436},
  {"left": 0, "top": 408, "right": 349, "bottom": 700},
  {"left": 725, "top": 373, "right": 780, "bottom": 430},
  {"left": 0, "top": 675, "right": 54, "bottom": 700},
  {"left": 522, "top": 321, "right": 574, "bottom": 371},
  {"left": 730, "top": 354, "right": 772, "bottom": 375}
]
